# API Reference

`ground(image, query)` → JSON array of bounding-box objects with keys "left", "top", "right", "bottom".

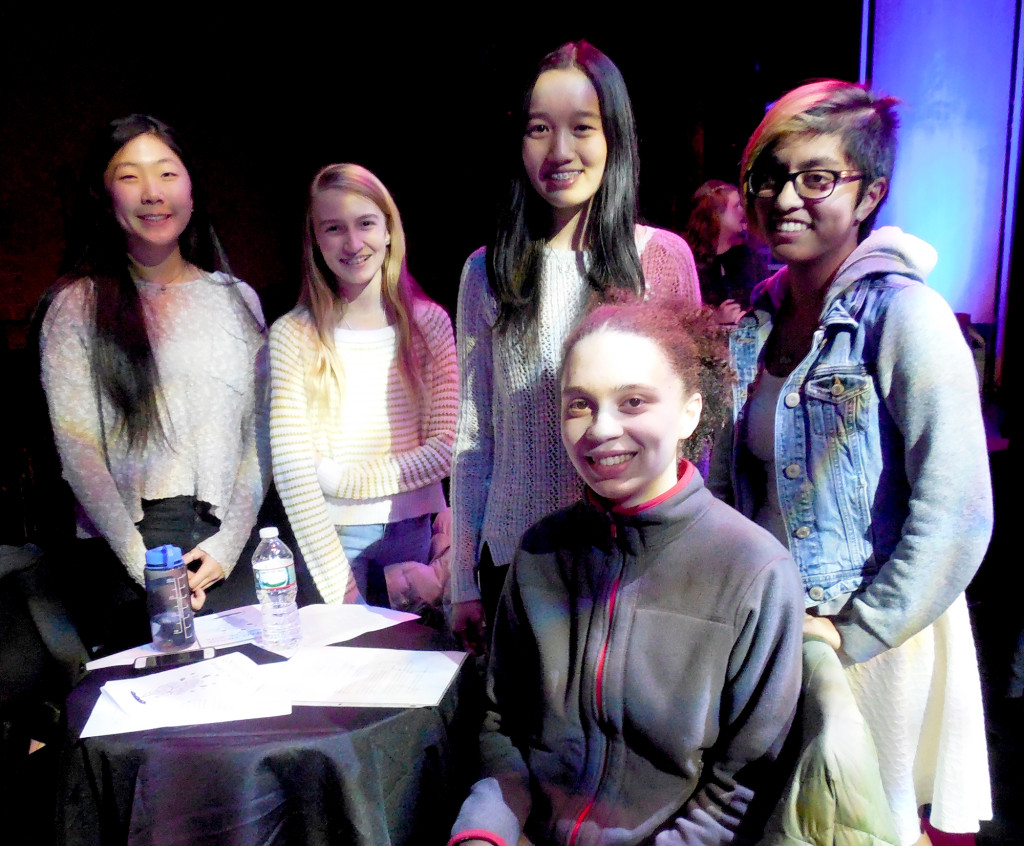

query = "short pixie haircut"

[
  {"left": 560, "top": 303, "right": 734, "bottom": 462},
  {"left": 741, "top": 80, "right": 899, "bottom": 239}
]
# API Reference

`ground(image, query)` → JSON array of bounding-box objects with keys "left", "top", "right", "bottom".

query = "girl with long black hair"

[
  {"left": 38, "top": 115, "right": 268, "bottom": 653},
  {"left": 449, "top": 41, "right": 702, "bottom": 649}
]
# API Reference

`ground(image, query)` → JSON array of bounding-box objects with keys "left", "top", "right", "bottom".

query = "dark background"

[{"left": 0, "top": 8, "right": 862, "bottom": 325}]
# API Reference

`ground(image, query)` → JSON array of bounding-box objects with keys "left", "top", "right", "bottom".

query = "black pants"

[
  {"left": 477, "top": 545, "right": 511, "bottom": 632},
  {"left": 63, "top": 497, "right": 262, "bottom": 657},
  {"left": 141, "top": 496, "right": 265, "bottom": 616}
]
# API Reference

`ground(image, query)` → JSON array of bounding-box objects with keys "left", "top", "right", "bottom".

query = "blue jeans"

[{"left": 336, "top": 515, "right": 432, "bottom": 608}]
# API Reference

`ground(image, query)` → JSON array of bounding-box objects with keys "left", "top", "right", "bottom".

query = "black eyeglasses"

[{"left": 747, "top": 169, "right": 864, "bottom": 200}]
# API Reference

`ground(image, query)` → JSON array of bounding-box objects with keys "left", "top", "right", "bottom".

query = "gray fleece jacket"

[{"left": 450, "top": 467, "right": 804, "bottom": 846}]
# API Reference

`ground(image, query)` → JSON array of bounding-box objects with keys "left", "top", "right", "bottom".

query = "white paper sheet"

[
  {"left": 80, "top": 653, "right": 292, "bottom": 738},
  {"left": 259, "top": 647, "right": 467, "bottom": 708},
  {"left": 258, "top": 604, "right": 419, "bottom": 657},
  {"left": 193, "top": 605, "right": 263, "bottom": 648},
  {"left": 86, "top": 604, "right": 419, "bottom": 669}
]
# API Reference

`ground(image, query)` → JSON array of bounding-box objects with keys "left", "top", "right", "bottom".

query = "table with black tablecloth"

[{"left": 59, "top": 621, "right": 479, "bottom": 845}]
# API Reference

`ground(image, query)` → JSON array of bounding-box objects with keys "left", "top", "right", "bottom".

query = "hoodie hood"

[
  {"left": 751, "top": 227, "right": 938, "bottom": 317},
  {"left": 828, "top": 226, "right": 937, "bottom": 297}
]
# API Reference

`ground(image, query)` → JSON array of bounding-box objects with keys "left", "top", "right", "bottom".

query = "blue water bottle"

[{"left": 144, "top": 544, "right": 196, "bottom": 651}]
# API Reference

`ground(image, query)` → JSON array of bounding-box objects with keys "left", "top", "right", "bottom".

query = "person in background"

[
  {"left": 38, "top": 115, "right": 269, "bottom": 655},
  {"left": 269, "top": 164, "right": 457, "bottom": 609},
  {"left": 449, "top": 303, "right": 802, "bottom": 846},
  {"left": 711, "top": 80, "right": 992, "bottom": 845},
  {"left": 450, "top": 41, "right": 701, "bottom": 651},
  {"left": 683, "top": 179, "right": 768, "bottom": 325}
]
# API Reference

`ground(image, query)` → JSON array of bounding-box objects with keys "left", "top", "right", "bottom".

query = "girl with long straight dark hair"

[
  {"left": 38, "top": 115, "right": 269, "bottom": 654},
  {"left": 449, "top": 41, "right": 702, "bottom": 649}
]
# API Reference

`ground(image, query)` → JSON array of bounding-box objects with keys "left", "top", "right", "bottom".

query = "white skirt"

[{"left": 845, "top": 593, "right": 992, "bottom": 846}]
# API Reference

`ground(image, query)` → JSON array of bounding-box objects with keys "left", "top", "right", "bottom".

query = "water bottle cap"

[
  {"left": 145, "top": 544, "right": 184, "bottom": 570},
  {"left": 259, "top": 527, "right": 280, "bottom": 539}
]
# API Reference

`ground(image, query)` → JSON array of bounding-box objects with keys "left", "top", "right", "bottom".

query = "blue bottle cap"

[{"left": 145, "top": 544, "right": 184, "bottom": 570}]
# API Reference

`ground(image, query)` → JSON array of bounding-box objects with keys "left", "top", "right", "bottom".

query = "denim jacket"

[{"left": 710, "top": 228, "right": 993, "bottom": 663}]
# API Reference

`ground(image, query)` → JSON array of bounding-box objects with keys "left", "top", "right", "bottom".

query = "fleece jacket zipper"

[{"left": 568, "top": 517, "right": 623, "bottom": 846}]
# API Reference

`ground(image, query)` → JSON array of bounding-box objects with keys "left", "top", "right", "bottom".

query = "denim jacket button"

[
  {"left": 784, "top": 391, "right": 801, "bottom": 408},
  {"left": 794, "top": 526, "right": 811, "bottom": 539},
  {"left": 830, "top": 376, "right": 845, "bottom": 397},
  {"left": 808, "top": 586, "right": 826, "bottom": 601},
  {"left": 784, "top": 463, "right": 802, "bottom": 479}
]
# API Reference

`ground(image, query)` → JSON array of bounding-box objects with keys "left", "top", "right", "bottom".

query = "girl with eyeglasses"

[
  {"left": 711, "top": 80, "right": 992, "bottom": 844},
  {"left": 449, "top": 41, "right": 701, "bottom": 651}
]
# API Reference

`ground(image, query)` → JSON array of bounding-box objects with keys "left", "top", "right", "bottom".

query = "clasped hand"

[{"left": 182, "top": 547, "right": 224, "bottom": 611}]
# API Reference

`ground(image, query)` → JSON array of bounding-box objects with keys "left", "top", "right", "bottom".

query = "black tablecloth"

[{"left": 59, "top": 621, "right": 479, "bottom": 845}]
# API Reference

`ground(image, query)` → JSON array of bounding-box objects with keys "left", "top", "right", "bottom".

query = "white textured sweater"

[
  {"left": 39, "top": 273, "right": 270, "bottom": 585},
  {"left": 269, "top": 299, "right": 458, "bottom": 604},
  {"left": 450, "top": 225, "right": 701, "bottom": 603}
]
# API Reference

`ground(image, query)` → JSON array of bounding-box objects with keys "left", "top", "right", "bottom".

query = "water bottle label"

[{"left": 254, "top": 562, "right": 295, "bottom": 591}]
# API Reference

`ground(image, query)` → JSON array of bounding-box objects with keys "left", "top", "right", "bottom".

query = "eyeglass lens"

[{"left": 752, "top": 170, "right": 838, "bottom": 199}]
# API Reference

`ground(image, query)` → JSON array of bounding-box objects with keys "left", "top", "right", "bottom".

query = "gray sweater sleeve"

[
  {"left": 39, "top": 282, "right": 150, "bottom": 583},
  {"left": 450, "top": 251, "right": 497, "bottom": 604},
  {"left": 196, "top": 283, "right": 271, "bottom": 574},
  {"left": 835, "top": 283, "right": 992, "bottom": 662}
]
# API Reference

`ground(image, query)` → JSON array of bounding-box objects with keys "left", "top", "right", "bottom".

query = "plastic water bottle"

[{"left": 251, "top": 527, "right": 301, "bottom": 649}]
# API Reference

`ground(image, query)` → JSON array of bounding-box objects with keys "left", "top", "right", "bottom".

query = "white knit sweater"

[
  {"left": 450, "top": 225, "right": 701, "bottom": 603},
  {"left": 269, "top": 299, "right": 458, "bottom": 604},
  {"left": 39, "top": 273, "right": 270, "bottom": 585}
]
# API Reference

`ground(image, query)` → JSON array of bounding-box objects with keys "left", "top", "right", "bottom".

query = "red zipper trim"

[
  {"left": 613, "top": 461, "right": 695, "bottom": 516},
  {"left": 568, "top": 794, "right": 597, "bottom": 846},
  {"left": 568, "top": 572, "right": 621, "bottom": 846}
]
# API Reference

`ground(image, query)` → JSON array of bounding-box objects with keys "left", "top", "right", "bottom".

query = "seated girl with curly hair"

[{"left": 449, "top": 303, "right": 803, "bottom": 846}]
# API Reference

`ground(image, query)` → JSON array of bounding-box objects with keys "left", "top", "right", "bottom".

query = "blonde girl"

[{"left": 269, "top": 164, "right": 457, "bottom": 606}]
